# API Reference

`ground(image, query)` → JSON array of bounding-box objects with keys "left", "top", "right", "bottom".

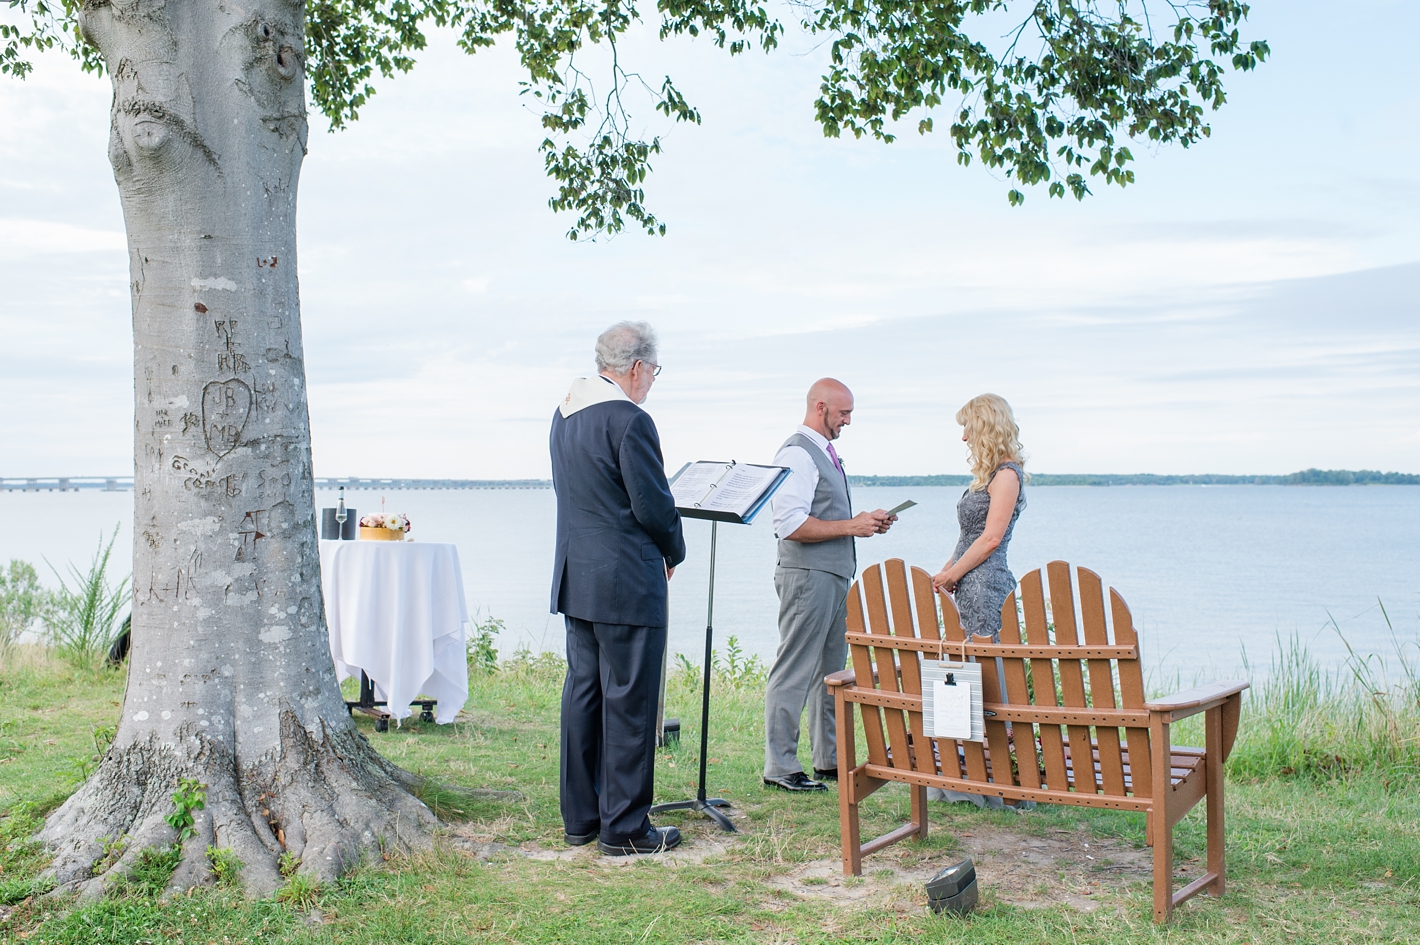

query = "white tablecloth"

[{"left": 319, "top": 540, "right": 469, "bottom": 724}]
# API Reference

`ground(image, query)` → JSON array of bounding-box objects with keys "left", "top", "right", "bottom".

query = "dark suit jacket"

[{"left": 550, "top": 399, "right": 686, "bottom": 628}]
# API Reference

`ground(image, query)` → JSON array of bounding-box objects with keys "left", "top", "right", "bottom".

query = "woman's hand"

[{"left": 931, "top": 570, "right": 957, "bottom": 594}]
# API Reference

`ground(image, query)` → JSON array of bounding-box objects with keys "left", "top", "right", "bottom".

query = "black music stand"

[{"left": 651, "top": 462, "right": 790, "bottom": 833}]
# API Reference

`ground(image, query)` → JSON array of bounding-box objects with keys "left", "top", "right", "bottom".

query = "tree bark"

[{"left": 39, "top": 0, "right": 435, "bottom": 898}]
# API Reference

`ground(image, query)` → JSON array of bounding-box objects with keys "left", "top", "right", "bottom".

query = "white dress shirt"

[{"left": 771, "top": 424, "right": 843, "bottom": 539}]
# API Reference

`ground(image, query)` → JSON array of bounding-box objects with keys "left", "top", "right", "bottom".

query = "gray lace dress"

[{"left": 949, "top": 461, "right": 1025, "bottom": 641}]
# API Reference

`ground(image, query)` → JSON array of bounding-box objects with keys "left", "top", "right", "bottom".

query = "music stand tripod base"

[{"left": 650, "top": 795, "right": 735, "bottom": 832}]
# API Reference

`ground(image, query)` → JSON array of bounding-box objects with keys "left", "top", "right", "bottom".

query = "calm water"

[{"left": 4, "top": 486, "right": 1417, "bottom": 684}]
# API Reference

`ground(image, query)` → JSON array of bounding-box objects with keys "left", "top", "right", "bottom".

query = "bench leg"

[
  {"left": 1205, "top": 704, "right": 1226, "bottom": 897},
  {"left": 910, "top": 783, "right": 928, "bottom": 841},
  {"left": 1150, "top": 716, "right": 1173, "bottom": 924},
  {"left": 837, "top": 688, "right": 863, "bottom": 876}
]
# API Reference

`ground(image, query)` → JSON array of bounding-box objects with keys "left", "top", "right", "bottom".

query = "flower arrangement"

[{"left": 359, "top": 512, "right": 410, "bottom": 533}]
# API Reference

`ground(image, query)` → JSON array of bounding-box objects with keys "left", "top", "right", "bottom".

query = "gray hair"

[{"left": 595, "top": 320, "right": 658, "bottom": 375}]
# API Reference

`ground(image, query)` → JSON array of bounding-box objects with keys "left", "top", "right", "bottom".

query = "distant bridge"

[
  {"left": 1, "top": 476, "right": 552, "bottom": 492},
  {"left": 314, "top": 478, "right": 551, "bottom": 491},
  {"left": 1, "top": 477, "right": 132, "bottom": 492}
]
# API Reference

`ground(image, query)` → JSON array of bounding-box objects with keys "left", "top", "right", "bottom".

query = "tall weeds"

[
  {"left": 45, "top": 526, "right": 130, "bottom": 670},
  {"left": 1221, "top": 606, "right": 1420, "bottom": 784}
]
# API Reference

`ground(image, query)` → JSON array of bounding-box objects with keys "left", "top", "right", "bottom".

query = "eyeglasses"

[{"left": 637, "top": 360, "right": 662, "bottom": 377}]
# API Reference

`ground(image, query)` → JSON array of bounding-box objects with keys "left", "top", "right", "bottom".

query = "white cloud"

[{"left": 0, "top": 218, "right": 125, "bottom": 256}]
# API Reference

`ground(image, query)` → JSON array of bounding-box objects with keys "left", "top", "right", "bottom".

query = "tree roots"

[{"left": 39, "top": 710, "right": 436, "bottom": 899}]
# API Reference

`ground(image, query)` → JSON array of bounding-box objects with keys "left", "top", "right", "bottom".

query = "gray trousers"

[{"left": 764, "top": 566, "right": 850, "bottom": 779}]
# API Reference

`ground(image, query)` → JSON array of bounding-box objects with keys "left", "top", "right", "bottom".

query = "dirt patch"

[
  {"left": 955, "top": 824, "right": 1152, "bottom": 911},
  {"left": 767, "top": 822, "right": 1154, "bottom": 914}
]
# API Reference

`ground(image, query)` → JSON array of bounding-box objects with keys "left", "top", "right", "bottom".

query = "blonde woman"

[{"left": 931, "top": 394, "right": 1027, "bottom": 642}]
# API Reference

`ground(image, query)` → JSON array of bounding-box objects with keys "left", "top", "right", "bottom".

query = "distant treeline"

[{"left": 848, "top": 468, "right": 1420, "bottom": 487}]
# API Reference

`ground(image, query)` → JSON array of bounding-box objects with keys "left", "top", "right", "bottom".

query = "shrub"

[
  {"left": 467, "top": 614, "right": 502, "bottom": 673},
  {"left": 0, "top": 559, "right": 51, "bottom": 646},
  {"left": 674, "top": 635, "right": 766, "bottom": 690}
]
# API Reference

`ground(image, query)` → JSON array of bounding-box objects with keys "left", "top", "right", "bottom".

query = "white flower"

[{"left": 387, "top": 515, "right": 404, "bottom": 530}]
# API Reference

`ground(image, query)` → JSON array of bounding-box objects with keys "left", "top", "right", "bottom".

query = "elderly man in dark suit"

[{"left": 550, "top": 320, "right": 687, "bottom": 855}]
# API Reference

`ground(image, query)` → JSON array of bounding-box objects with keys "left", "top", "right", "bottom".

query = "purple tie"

[{"left": 826, "top": 442, "right": 842, "bottom": 473}]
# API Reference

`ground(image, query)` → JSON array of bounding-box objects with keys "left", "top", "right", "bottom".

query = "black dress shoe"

[
  {"left": 813, "top": 767, "right": 839, "bottom": 782},
  {"left": 565, "top": 829, "right": 597, "bottom": 846},
  {"left": 597, "top": 825, "right": 682, "bottom": 856},
  {"left": 763, "top": 771, "right": 828, "bottom": 792}
]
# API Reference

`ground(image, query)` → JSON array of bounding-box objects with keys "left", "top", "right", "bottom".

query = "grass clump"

[
  {"left": 206, "top": 846, "right": 243, "bottom": 887},
  {"left": 1222, "top": 610, "right": 1420, "bottom": 783},
  {"left": 0, "top": 802, "right": 53, "bottom": 904},
  {"left": 105, "top": 844, "right": 180, "bottom": 898},
  {"left": 274, "top": 872, "right": 320, "bottom": 910}
]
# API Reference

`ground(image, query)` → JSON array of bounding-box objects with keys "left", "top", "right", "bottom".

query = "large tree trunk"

[{"left": 40, "top": 0, "right": 435, "bottom": 898}]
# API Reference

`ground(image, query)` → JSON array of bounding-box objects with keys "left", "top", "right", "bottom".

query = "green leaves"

[
  {"left": 165, "top": 778, "right": 207, "bottom": 844},
  {"left": 541, "top": 133, "right": 666, "bottom": 239},
  {"left": 4, "top": 0, "right": 1268, "bottom": 229},
  {"left": 1, "top": 0, "right": 98, "bottom": 79},
  {"left": 799, "top": 0, "right": 1268, "bottom": 205},
  {"left": 307, "top": 0, "right": 444, "bottom": 129}
]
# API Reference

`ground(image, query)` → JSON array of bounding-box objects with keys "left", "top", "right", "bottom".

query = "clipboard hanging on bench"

[{"left": 921, "top": 641, "right": 985, "bottom": 742}]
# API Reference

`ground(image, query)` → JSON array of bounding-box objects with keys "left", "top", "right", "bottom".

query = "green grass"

[{"left": 2, "top": 643, "right": 1419, "bottom": 944}]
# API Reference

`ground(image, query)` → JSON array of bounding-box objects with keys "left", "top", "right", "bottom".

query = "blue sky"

[{"left": 1, "top": 0, "right": 1417, "bottom": 478}]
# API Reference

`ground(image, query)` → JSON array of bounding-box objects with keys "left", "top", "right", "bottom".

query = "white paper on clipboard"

[
  {"left": 921, "top": 659, "right": 985, "bottom": 742},
  {"left": 931, "top": 680, "right": 972, "bottom": 739}
]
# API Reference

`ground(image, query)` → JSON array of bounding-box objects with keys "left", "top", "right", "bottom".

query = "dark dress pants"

[{"left": 560, "top": 616, "right": 665, "bottom": 844}]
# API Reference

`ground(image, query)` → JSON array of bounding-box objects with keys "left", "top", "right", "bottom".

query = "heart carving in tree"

[{"left": 202, "top": 378, "right": 252, "bottom": 459}]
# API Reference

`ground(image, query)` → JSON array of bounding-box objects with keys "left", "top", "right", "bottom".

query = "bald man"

[{"left": 763, "top": 379, "right": 896, "bottom": 792}]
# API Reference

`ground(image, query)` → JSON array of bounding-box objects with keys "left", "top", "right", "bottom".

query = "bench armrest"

[
  {"left": 1145, "top": 680, "right": 1249, "bottom": 721},
  {"left": 825, "top": 669, "right": 857, "bottom": 689}
]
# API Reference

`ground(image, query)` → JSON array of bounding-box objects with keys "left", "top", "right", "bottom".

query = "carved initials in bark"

[{"left": 201, "top": 379, "right": 252, "bottom": 459}]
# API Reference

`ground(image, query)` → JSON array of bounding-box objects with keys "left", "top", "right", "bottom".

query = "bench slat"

[
  {"left": 842, "top": 688, "right": 1150, "bottom": 727},
  {"left": 864, "top": 567, "right": 914, "bottom": 775},
  {"left": 842, "top": 633, "right": 1138, "bottom": 660},
  {"left": 1112, "top": 587, "right": 1154, "bottom": 797},
  {"left": 847, "top": 587, "right": 890, "bottom": 771},
  {"left": 1049, "top": 561, "right": 1100, "bottom": 794},
  {"left": 1079, "top": 567, "right": 1129, "bottom": 796},
  {"left": 1022, "top": 569, "right": 1072, "bottom": 792},
  {"left": 999, "top": 592, "right": 1042, "bottom": 788},
  {"left": 860, "top": 764, "right": 1152, "bottom": 812},
  {"left": 904, "top": 565, "right": 939, "bottom": 779}
]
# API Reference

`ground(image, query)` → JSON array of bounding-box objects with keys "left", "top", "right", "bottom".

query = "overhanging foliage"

[{"left": 4, "top": 0, "right": 1267, "bottom": 237}]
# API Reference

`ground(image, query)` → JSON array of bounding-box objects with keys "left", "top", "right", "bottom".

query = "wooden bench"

[{"left": 828, "top": 558, "right": 1248, "bottom": 922}]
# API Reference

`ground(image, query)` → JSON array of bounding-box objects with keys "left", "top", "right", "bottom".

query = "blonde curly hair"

[{"left": 956, "top": 394, "right": 1026, "bottom": 492}]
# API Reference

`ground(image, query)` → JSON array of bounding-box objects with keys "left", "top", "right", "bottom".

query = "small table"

[{"left": 319, "top": 540, "right": 470, "bottom": 729}]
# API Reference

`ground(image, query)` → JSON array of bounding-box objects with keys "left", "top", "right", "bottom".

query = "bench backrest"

[{"left": 844, "top": 558, "right": 1156, "bottom": 798}]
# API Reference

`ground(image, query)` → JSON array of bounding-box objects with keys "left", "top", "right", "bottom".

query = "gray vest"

[{"left": 775, "top": 433, "right": 856, "bottom": 578}]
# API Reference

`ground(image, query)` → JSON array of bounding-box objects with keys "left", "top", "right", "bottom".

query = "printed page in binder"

[{"left": 668, "top": 461, "right": 790, "bottom": 522}]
